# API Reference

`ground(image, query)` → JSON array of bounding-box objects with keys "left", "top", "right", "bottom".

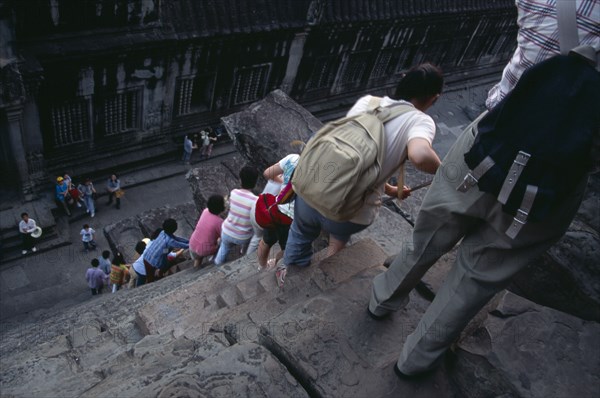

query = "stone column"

[
  {"left": 5, "top": 106, "right": 33, "bottom": 200},
  {"left": 280, "top": 30, "right": 309, "bottom": 94}
]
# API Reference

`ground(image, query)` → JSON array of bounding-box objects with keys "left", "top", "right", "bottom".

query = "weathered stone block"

[
  {"left": 221, "top": 89, "right": 322, "bottom": 174},
  {"left": 509, "top": 219, "right": 600, "bottom": 322},
  {"left": 354, "top": 206, "right": 413, "bottom": 256},
  {"left": 186, "top": 158, "right": 243, "bottom": 212},
  {"left": 137, "top": 202, "right": 199, "bottom": 240},
  {"left": 134, "top": 342, "right": 309, "bottom": 398},
  {"left": 258, "top": 266, "right": 455, "bottom": 398},
  {"left": 456, "top": 291, "right": 600, "bottom": 398}
]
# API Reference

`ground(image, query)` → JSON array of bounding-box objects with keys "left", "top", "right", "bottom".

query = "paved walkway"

[{"left": 0, "top": 145, "right": 235, "bottom": 321}]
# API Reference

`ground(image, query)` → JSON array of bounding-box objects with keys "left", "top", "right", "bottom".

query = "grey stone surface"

[
  {"left": 138, "top": 202, "right": 199, "bottom": 240},
  {"left": 509, "top": 218, "right": 600, "bottom": 322},
  {"left": 135, "top": 342, "right": 309, "bottom": 398},
  {"left": 186, "top": 159, "right": 242, "bottom": 212},
  {"left": 258, "top": 267, "right": 456, "bottom": 398},
  {"left": 456, "top": 291, "right": 600, "bottom": 398},
  {"left": 221, "top": 89, "right": 322, "bottom": 174},
  {"left": 354, "top": 206, "right": 413, "bottom": 256}
]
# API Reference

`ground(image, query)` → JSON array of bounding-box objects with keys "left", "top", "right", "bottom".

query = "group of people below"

[
  {"left": 54, "top": 173, "right": 123, "bottom": 218},
  {"left": 85, "top": 225, "right": 191, "bottom": 295},
  {"left": 182, "top": 127, "right": 219, "bottom": 164}
]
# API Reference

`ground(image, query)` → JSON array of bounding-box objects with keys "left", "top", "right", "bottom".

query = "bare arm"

[
  {"left": 263, "top": 163, "right": 284, "bottom": 183},
  {"left": 407, "top": 138, "right": 441, "bottom": 174}
]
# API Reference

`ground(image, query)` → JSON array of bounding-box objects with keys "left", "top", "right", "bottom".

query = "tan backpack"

[{"left": 292, "top": 98, "right": 414, "bottom": 221}]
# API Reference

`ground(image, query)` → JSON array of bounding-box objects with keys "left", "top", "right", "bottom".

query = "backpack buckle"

[
  {"left": 456, "top": 156, "right": 496, "bottom": 193},
  {"left": 505, "top": 185, "right": 538, "bottom": 239},
  {"left": 498, "top": 151, "right": 530, "bottom": 204},
  {"left": 457, "top": 172, "right": 478, "bottom": 192}
]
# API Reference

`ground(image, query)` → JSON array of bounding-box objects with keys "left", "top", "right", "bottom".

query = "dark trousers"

[
  {"left": 107, "top": 192, "right": 121, "bottom": 208},
  {"left": 22, "top": 233, "right": 35, "bottom": 250},
  {"left": 91, "top": 286, "right": 103, "bottom": 295}
]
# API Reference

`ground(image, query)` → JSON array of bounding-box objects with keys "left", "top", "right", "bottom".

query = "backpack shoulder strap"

[
  {"left": 366, "top": 96, "right": 382, "bottom": 112},
  {"left": 377, "top": 103, "right": 417, "bottom": 124},
  {"left": 556, "top": 0, "right": 579, "bottom": 55}
]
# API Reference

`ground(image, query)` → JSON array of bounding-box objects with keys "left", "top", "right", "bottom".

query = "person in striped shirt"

[{"left": 214, "top": 166, "right": 259, "bottom": 265}]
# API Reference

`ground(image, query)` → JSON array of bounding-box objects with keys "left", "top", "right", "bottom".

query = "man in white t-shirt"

[
  {"left": 277, "top": 63, "right": 444, "bottom": 288},
  {"left": 19, "top": 212, "right": 38, "bottom": 255}
]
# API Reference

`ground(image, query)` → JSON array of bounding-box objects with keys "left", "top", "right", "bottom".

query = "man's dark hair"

[
  {"left": 134, "top": 241, "right": 147, "bottom": 255},
  {"left": 21, "top": 212, "right": 28, "bottom": 218},
  {"left": 83, "top": 224, "right": 89, "bottom": 229},
  {"left": 239, "top": 166, "right": 259, "bottom": 189},
  {"left": 162, "top": 218, "right": 178, "bottom": 235},
  {"left": 102, "top": 250, "right": 110, "bottom": 259},
  {"left": 394, "top": 63, "right": 444, "bottom": 102},
  {"left": 207, "top": 195, "right": 225, "bottom": 215},
  {"left": 91, "top": 258, "right": 99, "bottom": 267}
]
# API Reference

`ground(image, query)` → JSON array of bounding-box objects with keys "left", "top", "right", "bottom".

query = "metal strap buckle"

[
  {"left": 506, "top": 212, "right": 527, "bottom": 239},
  {"left": 456, "top": 172, "right": 478, "bottom": 192},
  {"left": 514, "top": 209, "right": 528, "bottom": 224},
  {"left": 514, "top": 151, "right": 530, "bottom": 166}
]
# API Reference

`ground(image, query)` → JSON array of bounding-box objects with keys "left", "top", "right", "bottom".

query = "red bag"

[{"left": 255, "top": 193, "right": 292, "bottom": 229}]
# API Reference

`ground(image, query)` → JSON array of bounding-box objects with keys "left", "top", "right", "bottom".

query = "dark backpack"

[{"left": 459, "top": 54, "right": 600, "bottom": 238}]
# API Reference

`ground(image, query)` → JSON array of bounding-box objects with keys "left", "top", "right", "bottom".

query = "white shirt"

[
  {"left": 132, "top": 254, "right": 146, "bottom": 276},
  {"left": 80, "top": 228, "right": 95, "bottom": 242},
  {"left": 19, "top": 218, "right": 36, "bottom": 234},
  {"left": 345, "top": 95, "right": 436, "bottom": 224}
]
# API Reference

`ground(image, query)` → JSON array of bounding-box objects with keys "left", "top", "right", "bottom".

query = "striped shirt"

[
  {"left": 222, "top": 189, "right": 258, "bottom": 241},
  {"left": 486, "top": 0, "right": 600, "bottom": 110}
]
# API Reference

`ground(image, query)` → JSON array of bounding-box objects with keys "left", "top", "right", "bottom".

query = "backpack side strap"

[
  {"left": 497, "top": 151, "right": 531, "bottom": 204},
  {"left": 505, "top": 185, "right": 538, "bottom": 239},
  {"left": 456, "top": 156, "right": 496, "bottom": 192}
]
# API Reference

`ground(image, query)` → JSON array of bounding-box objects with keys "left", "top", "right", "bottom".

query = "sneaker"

[
  {"left": 22, "top": 250, "right": 27, "bottom": 255},
  {"left": 275, "top": 265, "right": 287, "bottom": 289},
  {"left": 32, "top": 247, "right": 37, "bottom": 252},
  {"left": 91, "top": 213, "right": 95, "bottom": 218},
  {"left": 76, "top": 202, "right": 82, "bottom": 208}
]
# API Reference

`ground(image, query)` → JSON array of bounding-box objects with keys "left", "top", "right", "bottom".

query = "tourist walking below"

[
  {"left": 106, "top": 173, "right": 123, "bottom": 209},
  {"left": 98, "top": 250, "right": 112, "bottom": 275},
  {"left": 255, "top": 153, "right": 300, "bottom": 270},
  {"left": 78, "top": 178, "right": 97, "bottom": 217},
  {"left": 80, "top": 224, "right": 97, "bottom": 251},
  {"left": 214, "top": 166, "right": 259, "bottom": 265},
  {"left": 109, "top": 252, "right": 128, "bottom": 293},
  {"left": 54, "top": 176, "right": 71, "bottom": 216},
  {"left": 143, "top": 219, "right": 190, "bottom": 283},
  {"left": 200, "top": 127, "right": 218, "bottom": 159},
  {"left": 182, "top": 135, "right": 197, "bottom": 165},
  {"left": 63, "top": 172, "right": 84, "bottom": 208},
  {"left": 19, "top": 212, "right": 38, "bottom": 255},
  {"left": 189, "top": 194, "right": 225, "bottom": 268},
  {"left": 85, "top": 258, "right": 107, "bottom": 296}
]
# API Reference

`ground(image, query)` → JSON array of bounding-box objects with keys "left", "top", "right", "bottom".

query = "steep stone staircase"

[{"left": 1, "top": 206, "right": 598, "bottom": 398}]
